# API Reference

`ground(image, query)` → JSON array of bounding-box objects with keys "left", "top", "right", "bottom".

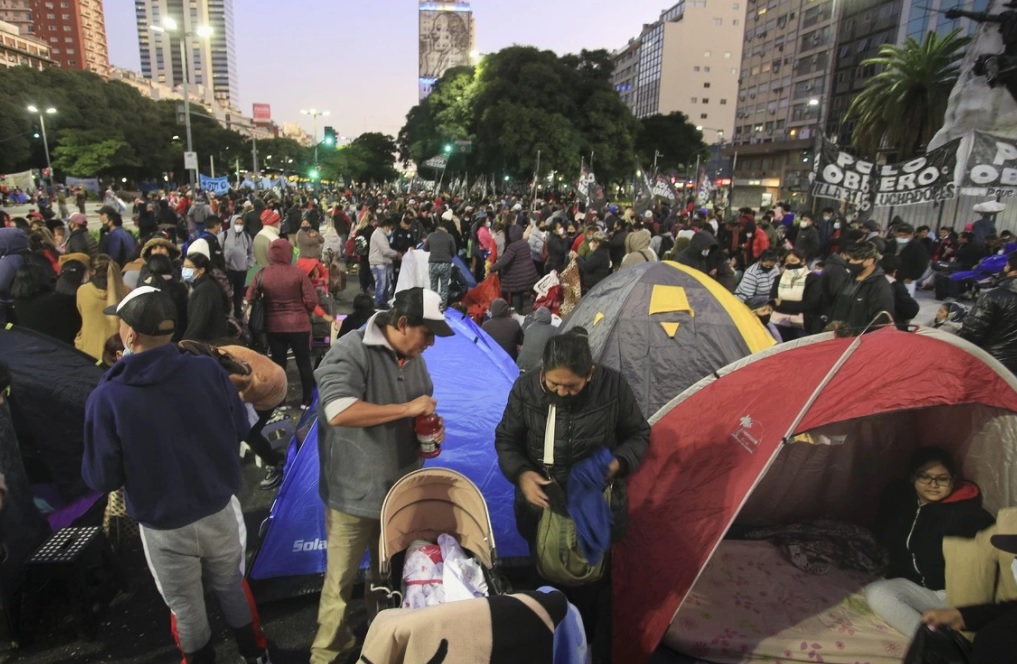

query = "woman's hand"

[
  {"left": 922, "top": 608, "right": 965, "bottom": 631},
  {"left": 606, "top": 457, "right": 621, "bottom": 480},
  {"left": 519, "top": 470, "right": 552, "bottom": 509}
]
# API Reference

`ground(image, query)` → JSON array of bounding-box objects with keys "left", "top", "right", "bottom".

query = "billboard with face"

[{"left": 419, "top": 9, "right": 472, "bottom": 80}]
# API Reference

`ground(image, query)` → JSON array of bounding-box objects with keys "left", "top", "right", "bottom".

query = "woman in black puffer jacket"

[
  {"left": 490, "top": 224, "right": 539, "bottom": 312},
  {"left": 494, "top": 328, "right": 649, "bottom": 664}
]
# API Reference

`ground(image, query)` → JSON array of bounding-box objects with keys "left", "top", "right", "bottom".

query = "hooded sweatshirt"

[
  {"left": 516, "top": 307, "right": 556, "bottom": 372},
  {"left": 675, "top": 230, "right": 718, "bottom": 273},
  {"left": 82, "top": 344, "right": 249, "bottom": 529},
  {"left": 248, "top": 238, "right": 320, "bottom": 333},
  {"left": 620, "top": 228, "right": 657, "bottom": 269},
  {"left": 482, "top": 298, "right": 523, "bottom": 360},
  {"left": 0, "top": 228, "right": 29, "bottom": 310}
]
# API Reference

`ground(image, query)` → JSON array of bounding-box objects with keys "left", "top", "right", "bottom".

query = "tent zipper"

[{"left": 905, "top": 503, "right": 925, "bottom": 585}]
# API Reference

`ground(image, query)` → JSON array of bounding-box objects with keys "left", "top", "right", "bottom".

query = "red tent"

[{"left": 613, "top": 327, "right": 1017, "bottom": 663}]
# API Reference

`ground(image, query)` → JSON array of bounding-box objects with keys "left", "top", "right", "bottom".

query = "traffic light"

[
  {"left": 323, "top": 126, "right": 336, "bottom": 147},
  {"left": 309, "top": 167, "right": 320, "bottom": 180},
  {"left": 31, "top": 122, "right": 40, "bottom": 139},
  {"left": 443, "top": 144, "right": 452, "bottom": 154}
]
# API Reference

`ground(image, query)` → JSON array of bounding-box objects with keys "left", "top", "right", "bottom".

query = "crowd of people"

[{"left": 2, "top": 179, "right": 1017, "bottom": 664}]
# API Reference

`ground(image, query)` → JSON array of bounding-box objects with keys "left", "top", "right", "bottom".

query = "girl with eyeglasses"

[{"left": 864, "top": 446, "right": 995, "bottom": 639}]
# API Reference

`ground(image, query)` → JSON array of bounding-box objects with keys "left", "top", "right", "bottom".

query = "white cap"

[
  {"left": 512, "top": 203, "right": 522, "bottom": 211},
  {"left": 441, "top": 210, "right": 454, "bottom": 221},
  {"left": 187, "top": 238, "right": 211, "bottom": 260},
  {"left": 973, "top": 200, "right": 1006, "bottom": 213},
  {"left": 392, "top": 287, "right": 454, "bottom": 337}
]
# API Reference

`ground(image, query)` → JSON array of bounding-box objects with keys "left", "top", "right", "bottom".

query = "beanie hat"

[
  {"left": 69, "top": 212, "right": 89, "bottom": 227},
  {"left": 187, "top": 238, "right": 211, "bottom": 260},
  {"left": 261, "top": 209, "right": 281, "bottom": 227}
]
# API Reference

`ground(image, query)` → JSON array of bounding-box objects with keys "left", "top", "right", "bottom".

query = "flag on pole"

[
  {"left": 423, "top": 154, "right": 448, "bottom": 170},
  {"left": 634, "top": 167, "right": 655, "bottom": 214}
]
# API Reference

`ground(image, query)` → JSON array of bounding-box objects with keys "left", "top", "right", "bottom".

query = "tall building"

[
  {"left": 27, "top": 0, "right": 108, "bottom": 75},
  {"left": 135, "top": 0, "right": 238, "bottom": 109},
  {"left": 728, "top": 0, "right": 838, "bottom": 209},
  {"left": 0, "top": 18, "right": 53, "bottom": 68},
  {"left": 418, "top": 0, "right": 475, "bottom": 100},
  {"left": 611, "top": 0, "right": 746, "bottom": 141},
  {"left": 0, "top": 0, "right": 32, "bottom": 33}
]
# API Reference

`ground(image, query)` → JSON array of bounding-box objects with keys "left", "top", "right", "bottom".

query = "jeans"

[
  {"left": 139, "top": 497, "right": 267, "bottom": 657},
  {"left": 370, "top": 264, "right": 393, "bottom": 308},
  {"left": 863, "top": 577, "right": 947, "bottom": 637},
  {"left": 428, "top": 262, "right": 453, "bottom": 306},
  {"left": 226, "top": 269, "right": 247, "bottom": 319},
  {"left": 267, "top": 331, "right": 315, "bottom": 406},
  {"left": 310, "top": 508, "right": 381, "bottom": 664}
]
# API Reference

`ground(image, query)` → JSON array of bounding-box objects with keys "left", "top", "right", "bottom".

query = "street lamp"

[
  {"left": 300, "top": 108, "right": 330, "bottom": 163},
  {"left": 26, "top": 105, "right": 56, "bottom": 183},
  {"left": 150, "top": 19, "right": 213, "bottom": 189}
]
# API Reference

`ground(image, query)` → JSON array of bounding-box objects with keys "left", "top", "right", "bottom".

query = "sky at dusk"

[{"left": 101, "top": 0, "right": 670, "bottom": 140}]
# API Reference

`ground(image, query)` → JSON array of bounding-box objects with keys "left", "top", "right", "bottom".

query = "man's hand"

[
  {"left": 922, "top": 608, "right": 965, "bottom": 631},
  {"left": 434, "top": 416, "right": 446, "bottom": 445},
  {"left": 519, "top": 470, "right": 552, "bottom": 509},
  {"left": 606, "top": 457, "right": 621, "bottom": 481},
  {"left": 405, "top": 395, "right": 437, "bottom": 418}
]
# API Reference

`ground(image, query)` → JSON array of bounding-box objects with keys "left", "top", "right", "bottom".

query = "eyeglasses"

[{"left": 915, "top": 474, "right": 954, "bottom": 487}]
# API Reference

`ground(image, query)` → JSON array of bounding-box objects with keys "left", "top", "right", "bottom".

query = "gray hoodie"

[
  {"left": 314, "top": 312, "right": 433, "bottom": 518},
  {"left": 516, "top": 307, "right": 557, "bottom": 373}
]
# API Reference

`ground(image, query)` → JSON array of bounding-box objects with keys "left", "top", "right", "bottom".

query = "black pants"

[
  {"left": 267, "top": 331, "right": 315, "bottom": 406},
  {"left": 245, "top": 408, "right": 284, "bottom": 468},
  {"left": 972, "top": 606, "right": 1017, "bottom": 664},
  {"left": 226, "top": 269, "right": 247, "bottom": 319},
  {"left": 358, "top": 256, "right": 374, "bottom": 292}
]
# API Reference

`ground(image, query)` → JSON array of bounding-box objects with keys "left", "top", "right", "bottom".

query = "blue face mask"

[
  {"left": 181, "top": 267, "right": 196, "bottom": 282},
  {"left": 121, "top": 344, "right": 134, "bottom": 358}
]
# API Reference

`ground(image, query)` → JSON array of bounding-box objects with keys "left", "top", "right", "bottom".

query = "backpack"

[{"left": 355, "top": 234, "right": 369, "bottom": 257}]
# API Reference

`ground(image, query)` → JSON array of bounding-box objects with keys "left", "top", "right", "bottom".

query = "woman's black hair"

[
  {"left": 187, "top": 252, "right": 212, "bottom": 274},
  {"left": 353, "top": 293, "right": 375, "bottom": 312},
  {"left": 542, "top": 326, "right": 594, "bottom": 375},
  {"left": 10, "top": 261, "right": 53, "bottom": 300},
  {"left": 55, "top": 260, "right": 88, "bottom": 296},
  {"left": 909, "top": 446, "right": 959, "bottom": 479}
]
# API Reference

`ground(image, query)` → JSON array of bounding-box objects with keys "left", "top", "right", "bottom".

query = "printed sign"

[
  {"left": 963, "top": 131, "right": 1017, "bottom": 196},
  {"left": 873, "top": 139, "right": 959, "bottom": 206},
  {"left": 811, "top": 138, "right": 874, "bottom": 210},
  {"left": 252, "top": 103, "right": 272, "bottom": 124}
]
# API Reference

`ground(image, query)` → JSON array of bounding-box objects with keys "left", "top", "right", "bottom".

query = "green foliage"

[
  {"left": 398, "top": 46, "right": 641, "bottom": 185},
  {"left": 320, "top": 132, "right": 398, "bottom": 184},
  {"left": 0, "top": 66, "right": 251, "bottom": 179},
  {"left": 52, "top": 129, "right": 138, "bottom": 175},
  {"left": 844, "top": 29, "right": 970, "bottom": 159},
  {"left": 635, "top": 112, "right": 707, "bottom": 172}
]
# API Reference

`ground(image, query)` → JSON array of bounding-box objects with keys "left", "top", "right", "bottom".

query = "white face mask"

[
  {"left": 701, "top": 249, "right": 710, "bottom": 257},
  {"left": 234, "top": 225, "right": 244, "bottom": 234}
]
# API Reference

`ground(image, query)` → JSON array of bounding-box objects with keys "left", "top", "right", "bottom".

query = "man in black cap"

[
  {"left": 922, "top": 533, "right": 1017, "bottom": 662},
  {"left": 310, "top": 287, "right": 453, "bottom": 664},
  {"left": 82, "top": 286, "right": 271, "bottom": 664}
]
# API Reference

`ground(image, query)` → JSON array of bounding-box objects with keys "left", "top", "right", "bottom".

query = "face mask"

[
  {"left": 896, "top": 237, "right": 909, "bottom": 246},
  {"left": 181, "top": 267, "right": 196, "bottom": 282},
  {"left": 833, "top": 222, "right": 841, "bottom": 230},
  {"left": 301, "top": 226, "right": 312, "bottom": 233},
  {"left": 758, "top": 314, "right": 771, "bottom": 325},
  {"left": 760, "top": 264, "right": 775, "bottom": 272},
  {"left": 800, "top": 221, "right": 811, "bottom": 228},
  {"left": 234, "top": 225, "right": 244, "bottom": 234},
  {"left": 547, "top": 390, "right": 581, "bottom": 408},
  {"left": 701, "top": 249, "right": 710, "bottom": 257},
  {"left": 847, "top": 261, "right": 866, "bottom": 277},
  {"left": 785, "top": 263, "right": 804, "bottom": 270},
  {"left": 823, "top": 215, "right": 832, "bottom": 221}
]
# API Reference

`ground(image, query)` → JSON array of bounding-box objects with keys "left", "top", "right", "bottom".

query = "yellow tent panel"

[
  {"left": 660, "top": 322, "right": 681, "bottom": 338},
  {"left": 649, "top": 285, "right": 694, "bottom": 317}
]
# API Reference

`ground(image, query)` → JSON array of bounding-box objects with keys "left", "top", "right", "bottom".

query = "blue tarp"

[{"left": 249, "top": 311, "right": 524, "bottom": 583}]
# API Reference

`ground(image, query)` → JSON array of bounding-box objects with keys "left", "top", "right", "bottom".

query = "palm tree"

[{"left": 844, "top": 29, "right": 970, "bottom": 160}]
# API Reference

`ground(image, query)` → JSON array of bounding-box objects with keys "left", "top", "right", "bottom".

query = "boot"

[
  {"left": 230, "top": 624, "right": 271, "bottom": 664},
  {"left": 184, "top": 640, "right": 216, "bottom": 664}
]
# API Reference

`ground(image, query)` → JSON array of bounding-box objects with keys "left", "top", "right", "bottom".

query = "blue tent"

[{"left": 248, "top": 311, "right": 524, "bottom": 597}]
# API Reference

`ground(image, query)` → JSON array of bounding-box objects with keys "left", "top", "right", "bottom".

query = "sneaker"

[{"left": 259, "top": 464, "right": 283, "bottom": 490}]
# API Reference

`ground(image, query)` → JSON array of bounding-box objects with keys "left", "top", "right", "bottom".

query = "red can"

[{"left": 414, "top": 413, "right": 441, "bottom": 459}]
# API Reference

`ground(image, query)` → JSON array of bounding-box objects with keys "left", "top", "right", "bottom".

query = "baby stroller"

[{"left": 372, "top": 468, "right": 506, "bottom": 609}]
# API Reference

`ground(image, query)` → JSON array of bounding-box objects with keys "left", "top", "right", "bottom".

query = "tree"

[
  {"left": 350, "top": 133, "right": 399, "bottom": 183},
  {"left": 52, "top": 129, "right": 138, "bottom": 176},
  {"left": 398, "top": 66, "right": 476, "bottom": 167},
  {"left": 635, "top": 113, "right": 707, "bottom": 173},
  {"left": 844, "top": 29, "right": 970, "bottom": 160}
]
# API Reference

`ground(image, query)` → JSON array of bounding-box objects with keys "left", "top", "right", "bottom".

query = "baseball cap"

[
  {"left": 187, "top": 238, "right": 211, "bottom": 260},
  {"left": 103, "top": 286, "right": 177, "bottom": 337},
  {"left": 69, "top": 212, "right": 88, "bottom": 227},
  {"left": 512, "top": 203, "right": 522, "bottom": 211},
  {"left": 392, "top": 287, "right": 454, "bottom": 337},
  {"left": 990, "top": 534, "right": 1017, "bottom": 554}
]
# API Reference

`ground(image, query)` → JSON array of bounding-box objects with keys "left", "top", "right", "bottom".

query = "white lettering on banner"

[
  {"left": 993, "top": 141, "right": 1017, "bottom": 165},
  {"left": 292, "top": 538, "right": 328, "bottom": 553},
  {"left": 874, "top": 183, "right": 956, "bottom": 206},
  {"left": 834, "top": 151, "right": 874, "bottom": 174},
  {"left": 970, "top": 165, "right": 1017, "bottom": 186}
]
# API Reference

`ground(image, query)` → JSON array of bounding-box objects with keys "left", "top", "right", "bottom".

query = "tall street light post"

[
  {"left": 27, "top": 105, "right": 56, "bottom": 186},
  {"left": 151, "top": 18, "right": 213, "bottom": 190},
  {"left": 300, "top": 108, "right": 330, "bottom": 165}
]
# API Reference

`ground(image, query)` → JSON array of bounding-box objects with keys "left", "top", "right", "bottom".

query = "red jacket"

[
  {"left": 751, "top": 226, "right": 770, "bottom": 259},
  {"left": 246, "top": 239, "right": 322, "bottom": 333}
]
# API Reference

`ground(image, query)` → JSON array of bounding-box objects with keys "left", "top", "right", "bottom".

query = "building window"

[
  {"left": 704, "top": 82, "right": 711, "bottom": 88},
  {"left": 701, "top": 113, "right": 709, "bottom": 119},
  {"left": 704, "top": 50, "right": 711, "bottom": 57},
  {"left": 731, "top": 67, "right": 738, "bottom": 74},
  {"left": 694, "top": 66, "right": 701, "bottom": 72},
  {"left": 725, "top": 51, "right": 732, "bottom": 58},
  {"left": 692, "top": 97, "right": 698, "bottom": 103},
  {"left": 713, "top": 17, "right": 723, "bottom": 25},
  {"left": 66, "top": 47, "right": 74, "bottom": 53},
  {"left": 733, "top": 19, "right": 740, "bottom": 25},
  {"left": 720, "top": 99, "right": 728, "bottom": 104},
  {"left": 704, "top": 66, "right": 711, "bottom": 72},
  {"left": 703, "top": 98, "right": 710, "bottom": 103}
]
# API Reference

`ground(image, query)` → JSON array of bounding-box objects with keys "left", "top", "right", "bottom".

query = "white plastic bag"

[{"left": 439, "top": 534, "right": 488, "bottom": 602}]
